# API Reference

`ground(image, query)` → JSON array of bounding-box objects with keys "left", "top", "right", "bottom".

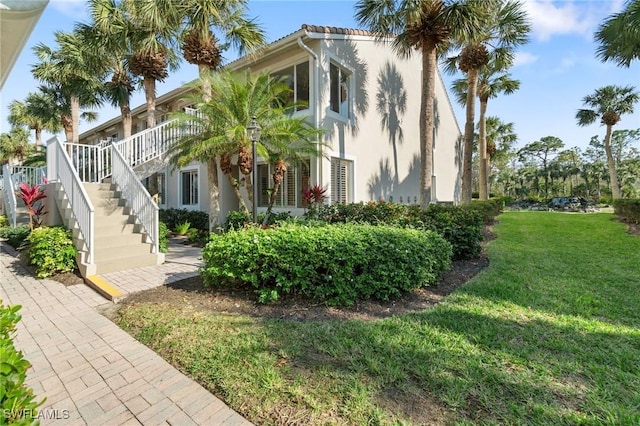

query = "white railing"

[
  {"left": 64, "top": 143, "right": 111, "bottom": 183},
  {"left": 113, "top": 119, "right": 182, "bottom": 170},
  {"left": 11, "top": 166, "right": 46, "bottom": 187},
  {"left": 111, "top": 145, "right": 159, "bottom": 254},
  {"left": 54, "top": 140, "right": 95, "bottom": 264},
  {"left": 2, "top": 164, "right": 17, "bottom": 227}
]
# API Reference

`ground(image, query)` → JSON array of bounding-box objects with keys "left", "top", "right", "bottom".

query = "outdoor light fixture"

[{"left": 247, "top": 116, "right": 261, "bottom": 223}]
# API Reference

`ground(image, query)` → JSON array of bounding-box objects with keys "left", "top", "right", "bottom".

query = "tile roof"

[{"left": 301, "top": 24, "right": 375, "bottom": 37}]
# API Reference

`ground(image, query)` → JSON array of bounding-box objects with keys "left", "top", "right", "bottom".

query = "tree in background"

[
  {"left": 355, "top": 0, "right": 480, "bottom": 207},
  {"left": 0, "top": 128, "right": 31, "bottom": 166},
  {"left": 576, "top": 85, "right": 639, "bottom": 199},
  {"left": 8, "top": 92, "right": 62, "bottom": 151},
  {"left": 445, "top": 0, "right": 529, "bottom": 204},
  {"left": 595, "top": 0, "right": 640, "bottom": 67},
  {"left": 518, "top": 136, "right": 564, "bottom": 198}
]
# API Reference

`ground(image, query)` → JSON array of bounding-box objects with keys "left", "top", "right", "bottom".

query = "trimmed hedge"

[
  {"left": 1, "top": 303, "right": 44, "bottom": 422},
  {"left": 224, "top": 211, "right": 293, "bottom": 231},
  {"left": 613, "top": 199, "right": 640, "bottom": 223},
  {"left": 27, "top": 227, "right": 77, "bottom": 278},
  {"left": 159, "top": 208, "right": 209, "bottom": 231},
  {"left": 202, "top": 223, "right": 452, "bottom": 306},
  {"left": 311, "top": 201, "right": 486, "bottom": 260}
]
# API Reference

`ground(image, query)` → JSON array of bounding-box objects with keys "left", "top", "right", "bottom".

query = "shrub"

[
  {"left": 0, "top": 226, "right": 31, "bottom": 249},
  {"left": 174, "top": 220, "right": 191, "bottom": 236},
  {"left": 0, "top": 303, "right": 44, "bottom": 421},
  {"left": 223, "top": 210, "right": 293, "bottom": 231},
  {"left": 469, "top": 199, "right": 504, "bottom": 224},
  {"left": 159, "top": 221, "right": 170, "bottom": 253},
  {"left": 613, "top": 199, "right": 640, "bottom": 223},
  {"left": 310, "top": 201, "right": 484, "bottom": 260},
  {"left": 27, "top": 227, "right": 77, "bottom": 278},
  {"left": 159, "top": 208, "right": 209, "bottom": 231},
  {"left": 0, "top": 215, "right": 8, "bottom": 228},
  {"left": 201, "top": 223, "right": 452, "bottom": 306}
]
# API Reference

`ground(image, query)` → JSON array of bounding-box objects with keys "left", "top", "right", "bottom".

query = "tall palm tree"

[
  {"left": 576, "top": 85, "right": 639, "bottom": 199},
  {"left": 167, "top": 70, "right": 323, "bottom": 230},
  {"left": 31, "top": 30, "right": 105, "bottom": 143},
  {"left": 80, "top": 0, "right": 141, "bottom": 139},
  {"left": 37, "top": 84, "right": 98, "bottom": 143},
  {"left": 446, "top": 0, "right": 529, "bottom": 204},
  {"left": 8, "top": 91, "right": 62, "bottom": 151},
  {"left": 451, "top": 60, "right": 520, "bottom": 199},
  {"left": 483, "top": 116, "right": 517, "bottom": 194},
  {"left": 594, "top": 0, "right": 640, "bottom": 68},
  {"left": 176, "top": 0, "right": 266, "bottom": 100},
  {"left": 355, "top": 0, "right": 480, "bottom": 207}
]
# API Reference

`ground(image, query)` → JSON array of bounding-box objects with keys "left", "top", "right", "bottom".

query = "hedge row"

[
  {"left": 202, "top": 223, "right": 452, "bottom": 306},
  {"left": 613, "top": 199, "right": 640, "bottom": 224},
  {"left": 1, "top": 303, "right": 44, "bottom": 422},
  {"left": 159, "top": 208, "right": 209, "bottom": 231}
]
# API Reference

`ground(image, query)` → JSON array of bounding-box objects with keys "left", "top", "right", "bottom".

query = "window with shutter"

[{"left": 331, "top": 158, "right": 352, "bottom": 203}]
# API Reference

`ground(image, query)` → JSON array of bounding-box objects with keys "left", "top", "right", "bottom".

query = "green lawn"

[{"left": 116, "top": 212, "right": 640, "bottom": 425}]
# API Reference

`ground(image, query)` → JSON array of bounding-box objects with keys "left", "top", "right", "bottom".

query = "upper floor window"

[
  {"left": 272, "top": 61, "right": 310, "bottom": 112},
  {"left": 330, "top": 62, "right": 350, "bottom": 118}
]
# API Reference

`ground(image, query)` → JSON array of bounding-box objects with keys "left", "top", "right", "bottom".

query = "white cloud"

[
  {"left": 513, "top": 51, "right": 539, "bottom": 67},
  {"left": 524, "top": 0, "right": 619, "bottom": 42}
]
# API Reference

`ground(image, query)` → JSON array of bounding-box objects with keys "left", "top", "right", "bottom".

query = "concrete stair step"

[
  {"left": 94, "top": 241, "right": 153, "bottom": 261},
  {"left": 94, "top": 253, "right": 160, "bottom": 275},
  {"left": 94, "top": 233, "right": 144, "bottom": 248}
]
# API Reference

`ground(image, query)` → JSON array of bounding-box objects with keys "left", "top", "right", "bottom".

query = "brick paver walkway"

[{"left": 0, "top": 242, "right": 252, "bottom": 425}]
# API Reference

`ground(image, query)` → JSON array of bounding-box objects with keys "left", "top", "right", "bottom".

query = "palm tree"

[
  {"left": 446, "top": 0, "right": 529, "bottom": 204},
  {"left": 176, "top": 0, "right": 266, "bottom": 100},
  {"left": 594, "top": 0, "right": 640, "bottom": 67},
  {"left": 483, "top": 116, "right": 517, "bottom": 194},
  {"left": 451, "top": 60, "right": 520, "bottom": 199},
  {"left": 167, "top": 70, "right": 323, "bottom": 230},
  {"left": 80, "top": 0, "right": 141, "bottom": 139},
  {"left": 31, "top": 30, "right": 105, "bottom": 143},
  {"left": 0, "top": 127, "right": 31, "bottom": 166},
  {"left": 8, "top": 91, "right": 62, "bottom": 151},
  {"left": 576, "top": 85, "right": 639, "bottom": 199},
  {"left": 37, "top": 84, "right": 98, "bottom": 143},
  {"left": 355, "top": 0, "right": 480, "bottom": 207},
  {"left": 518, "top": 136, "right": 564, "bottom": 198}
]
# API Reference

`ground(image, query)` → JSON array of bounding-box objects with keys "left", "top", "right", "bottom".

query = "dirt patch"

[{"left": 50, "top": 270, "right": 85, "bottom": 286}]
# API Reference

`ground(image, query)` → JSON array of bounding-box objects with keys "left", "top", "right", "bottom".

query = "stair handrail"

[
  {"left": 63, "top": 143, "right": 111, "bottom": 183},
  {"left": 2, "top": 164, "right": 17, "bottom": 227},
  {"left": 111, "top": 145, "right": 159, "bottom": 254},
  {"left": 10, "top": 166, "right": 47, "bottom": 187},
  {"left": 112, "top": 118, "right": 180, "bottom": 170},
  {"left": 54, "top": 139, "right": 95, "bottom": 264}
]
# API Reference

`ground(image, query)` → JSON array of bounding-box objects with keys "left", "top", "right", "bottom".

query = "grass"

[{"left": 115, "top": 212, "right": 640, "bottom": 425}]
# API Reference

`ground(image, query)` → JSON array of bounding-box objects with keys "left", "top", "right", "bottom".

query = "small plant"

[
  {"left": 159, "top": 221, "right": 170, "bottom": 253},
  {"left": 16, "top": 182, "right": 47, "bottom": 231},
  {"left": 0, "top": 225, "right": 31, "bottom": 249},
  {"left": 0, "top": 215, "right": 8, "bottom": 228},
  {"left": 27, "top": 227, "right": 77, "bottom": 278},
  {"left": 302, "top": 184, "right": 328, "bottom": 220},
  {"left": 0, "top": 302, "right": 45, "bottom": 421},
  {"left": 174, "top": 220, "right": 191, "bottom": 236}
]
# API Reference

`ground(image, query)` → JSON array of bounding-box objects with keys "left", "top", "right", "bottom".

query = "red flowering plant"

[
  {"left": 16, "top": 182, "right": 48, "bottom": 230},
  {"left": 302, "top": 184, "right": 327, "bottom": 219}
]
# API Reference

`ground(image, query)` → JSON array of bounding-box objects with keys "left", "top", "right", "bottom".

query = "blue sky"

[{"left": 1, "top": 0, "right": 639, "bottom": 154}]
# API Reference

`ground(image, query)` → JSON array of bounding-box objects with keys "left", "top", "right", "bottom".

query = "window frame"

[
  {"left": 271, "top": 60, "right": 310, "bottom": 113},
  {"left": 328, "top": 59, "right": 354, "bottom": 121},
  {"left": 330, "top": 157, "right": 354, "bottom": 204},
  {"left": 179, "top": 166, "right": 200, "bottom": 209}
]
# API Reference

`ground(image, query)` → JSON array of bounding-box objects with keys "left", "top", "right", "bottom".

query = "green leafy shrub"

[
  {"left": 0, "top": 215, "right": 8, "bottom": 228},
  {"left": 159, "top": 221, "right": 170, "bottom": 253},
  {"left": 159, "top": 208, "right": 209, "bottom": 231},
  {"left": 469, "top": 199, "right": 504, "bottom": 224},
  {"left": 27, "top": 227, "right": 77, "bottom": 278},
  {"left": 311, "top": 201, "right": 483, "bottom": 260},
  {"left": 174, "top": 220, "right": 191, "bottom": 236},
  {"left": 202, "top": 223, "right": 452, "bottom": 306},
  {"left": 0, "top": 226, "right": 31, "bottom": 249},
  {"left": 0, "top": 303, "right": 44, "bottom": 421},
  {"left": 224, "top": 210, "right": 293, "bottom": 231},
  {"left": 613, "top": 199, "right": 640, "bottom": 223}
]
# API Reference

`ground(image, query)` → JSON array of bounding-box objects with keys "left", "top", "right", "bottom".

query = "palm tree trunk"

[
  {"left": 419, "top": 43, "right": 437, "bottom": 208},
  {"left": 144, "top": 77, "right": 159, "bottom": 196},
  {"left": 478, "top": 98, "right": 488, "bottom": 200},
  {"left": 604, "top": 124, "right": 621, "bottom": 199},
  {"left": 221, "top": 168, "right": 250, "bottom": 216},
  {"left": 71, "top": 95, "right": 80, "bottom": 143},
  {"left": 461, "top": 68, "right": 479, "bottom": 204},
  {"left": 121, "top": 102, "right": 132, "bottom": 139},
  {"left": 199, "top": 64, "right": 212, "bottom": 102},
  {"left": 207, "top": 158, "right": 221, "bottom": 232},
  {"left": 35, "top": 128, "right": 42, "bottom": 152},
  {"left": 62, "top": 116, "right": 73, "bottom": 142},
  {"left": 262, "top": 180, "right": 282, "bottom": 226}
]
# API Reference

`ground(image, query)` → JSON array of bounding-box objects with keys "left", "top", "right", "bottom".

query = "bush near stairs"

[{"left": 27, "top": 227, "right": 77, "bottom": 278}]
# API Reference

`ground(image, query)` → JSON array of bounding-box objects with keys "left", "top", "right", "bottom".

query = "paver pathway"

[{"left": 0, "top": 242, "right": 253, "bottom": 425}]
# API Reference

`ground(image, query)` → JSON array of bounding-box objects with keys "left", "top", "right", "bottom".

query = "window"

[
  {"left": 257, "top": 159, "right": 311, "bottom": 207},
  {"left": 330, "top": 62, "right": 350, "bottom": 118},
  {"left": 331, "top": 158, "right": 352, "bottom": 203},
  {"left": 272, "top": 61, "right": 309, "bottom": 111},
  {"left": 181, "top": 169, "right": 198, "bottom": 206}
]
